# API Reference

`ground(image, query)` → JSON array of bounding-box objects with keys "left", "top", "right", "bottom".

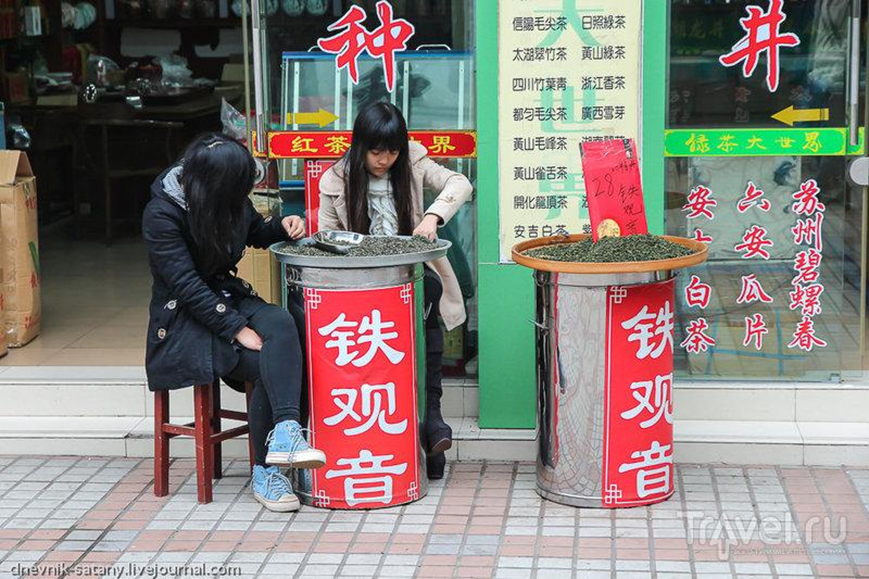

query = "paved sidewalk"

[{"left": 0, "top": 458, "right": 867, "bottom": 578}]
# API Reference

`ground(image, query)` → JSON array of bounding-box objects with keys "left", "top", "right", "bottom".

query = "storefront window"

[
  {"left": 666, "top": 0, "right": 865, "bottom": 381},
  {"left": 251, "top": 1, "right": 478, "bottom": 377}
]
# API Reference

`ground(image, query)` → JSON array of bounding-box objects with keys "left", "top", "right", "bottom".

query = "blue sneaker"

[
  {"left": 251, "top": 465, "right": 299, "bottom": 512},
  {"left": 265, "top": 420, "right": 327, "bottom": 469}
]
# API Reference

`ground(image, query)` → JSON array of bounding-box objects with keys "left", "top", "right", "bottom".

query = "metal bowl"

[{"left": 312, "top": 230, "right": 365, "bottom": 254}]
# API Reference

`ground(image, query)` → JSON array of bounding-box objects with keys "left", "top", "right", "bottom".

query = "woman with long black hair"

[
  {"left": 318, "top": 102, "right": 473, "bottom": 479},
  {"left": 143, "top": 133, "right": 325, "bottom": 512}
]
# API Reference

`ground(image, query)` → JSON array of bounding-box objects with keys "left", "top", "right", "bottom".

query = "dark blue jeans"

[{"left": 214, "top": 302, "right": 304, "bottom": 466}]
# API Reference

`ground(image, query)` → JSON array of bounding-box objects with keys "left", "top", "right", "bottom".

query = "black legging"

[
  {"left": 213, "top": 303, "right": 303, "bottom": 466},
  {"left": 216, "top": 274, "right": 443, "bottom": 468}
]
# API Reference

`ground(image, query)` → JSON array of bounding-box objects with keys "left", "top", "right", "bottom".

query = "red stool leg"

[
  {"left": 154, "top": 390, "right": 170, "bottom": 497},
  {"left": 193, "top": 384, "right": 213, "bottom": 504},
  {"left": 245, "top": 381, "right": 255, "bottom": 472},
  {"left": 211, "top": 382, "right": 223, "bottom": 480}
]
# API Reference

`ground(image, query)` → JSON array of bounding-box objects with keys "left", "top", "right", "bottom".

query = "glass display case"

[{"left": 245, "top": 1, "right": 479, "bottom": 377}]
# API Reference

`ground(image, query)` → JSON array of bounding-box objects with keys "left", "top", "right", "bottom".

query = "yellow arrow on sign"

[
  {"left": 772, "top": 106, "right": 830, "bottom": 127},
  {"left": 285, "top": 109, "right": 339, "bottom": 127}
]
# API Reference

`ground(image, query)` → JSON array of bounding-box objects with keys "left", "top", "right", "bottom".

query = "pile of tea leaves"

[
  {"left": 275, "top": 235, "right": 439, "bottom": 258},
  {"left": 524, "top": 234, "right": 694, "bottom": 263}
]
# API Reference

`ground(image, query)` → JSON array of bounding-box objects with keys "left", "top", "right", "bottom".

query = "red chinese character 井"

[
  {"left": 792, "top": 213, "right": 823, "bottom": 251},
  {"left": 737, "top": 181, "right": 771, "bottom": 213},
  {"left": 683, "top": 185, "right": 717, "bottom": 220},
  {"left": 679, "top": 318, "right": 716, "bottom": 354},
  {"left": 792, "top": 249, "right": 822, "bottom": 285},
  {"left": 684, "top": 275, "right": 712, "bottom": 309},
  {"left": 692, "top": 228, "right": 713, "bottom": 244},
  {"left": 317, "top": 1, "right": 415, "bottom": 92},
  {"left": 737, "top": 274, "right": 774, "bottom": 304},
  {"left": 718, "top": 0, "right": 800, "bottom": 92},
  {"left": 788, "top": 316, "right": 827, "bottom": 352},
  {"left": 791, "top": 179, "right": 825, "bottom": 216},
  {"left": 743, "top": 313, "right": 768, "bottom": 350},
  {"left": 735, "top": 225, "right": 774, "bottom": 260},
  {"left": 789, "top": 283, "right": 824, "bottom": 318}
]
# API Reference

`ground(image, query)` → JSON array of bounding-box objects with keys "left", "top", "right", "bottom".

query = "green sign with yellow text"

[{"left": 665, "top": 128, "right": 865, "bottom": 157}]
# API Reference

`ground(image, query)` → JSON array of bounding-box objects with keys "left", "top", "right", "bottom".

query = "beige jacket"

[{"left": 318, "top": 141, "right": 473, "bottom": 330}]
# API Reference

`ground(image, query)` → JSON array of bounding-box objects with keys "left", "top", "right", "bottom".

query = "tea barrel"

[
  {"left": 513, "top": 235, "right": 708, "bottom": 508},
  {"left": 270, "top": 237, "right": 450, "bottom": 510}
]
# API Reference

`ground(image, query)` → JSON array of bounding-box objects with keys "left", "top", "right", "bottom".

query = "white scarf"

[{"left": 367, "top": 174, "right": 398, "bottom": 236}]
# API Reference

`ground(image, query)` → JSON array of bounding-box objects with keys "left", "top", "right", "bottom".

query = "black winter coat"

[{"left": 142, "top": 170, "right": 289, "bottom": 391}]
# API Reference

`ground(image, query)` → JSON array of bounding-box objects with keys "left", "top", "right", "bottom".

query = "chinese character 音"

[
  {"left": 324, "top": 449, "right": 408, "bottom": 507},
  {"left": 617, "top": 440, "right": 674, "bottom": 499}
]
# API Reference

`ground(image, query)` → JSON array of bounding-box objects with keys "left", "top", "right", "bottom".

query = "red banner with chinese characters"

[
  {"left": 305, "top": 284, "right": 421, "bottom": 509},
  {"left": 602, "top": 279, "right": 675, "bottom": 508},
  {"left": 580, "top": 138, "right": 648, "bottom": 241},
  {"left": 264, "top": 131, "right": 477, "bottom": 159},
  {"left": 304, "top": 160, "right": 335, "bottom": 235}
]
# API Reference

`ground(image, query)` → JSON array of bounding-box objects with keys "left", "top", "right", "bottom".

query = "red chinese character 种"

[
  {"left": 680, "top": 318, "right": 716, "bottom": 354},
  {"left": 788, "top": 316, "right": 827, "bottom": 351},
  {"left": 737, "top": 274, "right": 774, "bottom": 304},
  {"left": 683, "top": 185, "right": 717, "bottom": 220},
  {"left": 317, "top": 1, "right": 415, "bottom": 92},
  {"left": 735, "top": 225, "right": 774, "bottom": 260},
  {"left": 684, "top": 275, "right": 712, "bottom": 309},
  {"left": 718, "top": 0, "right": 801, "bottom": 92},
  {"left": 791, "top": 179, "right": 825, "bottom": 216},
  {"left": 743, "top": 313, "right": 768, "bottom": 350},
  {"left": 737, "top": 181, "right": 771, "bottom": 213}
]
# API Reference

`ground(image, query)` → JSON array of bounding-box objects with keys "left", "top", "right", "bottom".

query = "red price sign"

[
  {"left": 305, "top": 284, "right": 421, "bottom": 509},
  {"left": 602, "top": 280, "right": 675, "bottom": 508},
  {"left": 580, "top": 139, "right": 648, "bottom": 241}
]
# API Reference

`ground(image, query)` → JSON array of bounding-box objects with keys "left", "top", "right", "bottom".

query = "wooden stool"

[{"left": 154, "top": 381, "right": 255, "bottom": 503}]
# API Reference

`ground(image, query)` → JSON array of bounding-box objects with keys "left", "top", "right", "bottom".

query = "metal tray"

[{"left": 269, "top": 235, "right": 451, "bottom": 269}]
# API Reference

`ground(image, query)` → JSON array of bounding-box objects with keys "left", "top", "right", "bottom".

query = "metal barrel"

[
  {"left": 286, "top": 262, "right": 429, "bottom": 509},
  {"left": 534, "top": 270, "right": 673, "bottom": 508}
]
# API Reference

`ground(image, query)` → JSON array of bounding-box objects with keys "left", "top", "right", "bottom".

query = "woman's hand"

[
  {"left": 235, "top": 327, "right": 263, "bottom": 351},
  {"left": 413, "top": 214, "right": 440, "bottom": 241},
  {"left": 281, "top": 215, "right": 306, "bottom": 240}
]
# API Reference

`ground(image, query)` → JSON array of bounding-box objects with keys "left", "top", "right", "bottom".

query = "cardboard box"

[
  {"left": 2, "top": 72, "right": 29, "bottom": 104},
  {"left": 0, "top": 151, "right": 40, "bottom": 347},
  {"left": 237, "top": 248, "right": 281, "bottom": 306}
]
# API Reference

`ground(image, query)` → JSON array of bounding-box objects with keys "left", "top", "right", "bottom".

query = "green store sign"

[{"left": 665, "top": 128, "right": 865, "bottom": 157}]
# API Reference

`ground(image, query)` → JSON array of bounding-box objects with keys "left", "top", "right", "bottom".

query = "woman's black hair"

[
  {"left": 178, "top": 132, "right": 257, "bottom": 276},
  {"left": 342, "top": 102, "right": 413, "bottom": 235}
]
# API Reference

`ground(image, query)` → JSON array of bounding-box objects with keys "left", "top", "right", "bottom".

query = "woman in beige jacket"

[{"left": 318, "top": 102, "right": 472, "bottom": 479}]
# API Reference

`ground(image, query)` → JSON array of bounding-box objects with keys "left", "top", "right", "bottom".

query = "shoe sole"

[
  {"left": 254, "top": 492, "right": 300, "bottom": 512},
  {"left": 428, "top": 436, "right": 452, "bottom": 454},
  {"left": 266, "top": 449, "right": 327, "bottom": 469}
]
